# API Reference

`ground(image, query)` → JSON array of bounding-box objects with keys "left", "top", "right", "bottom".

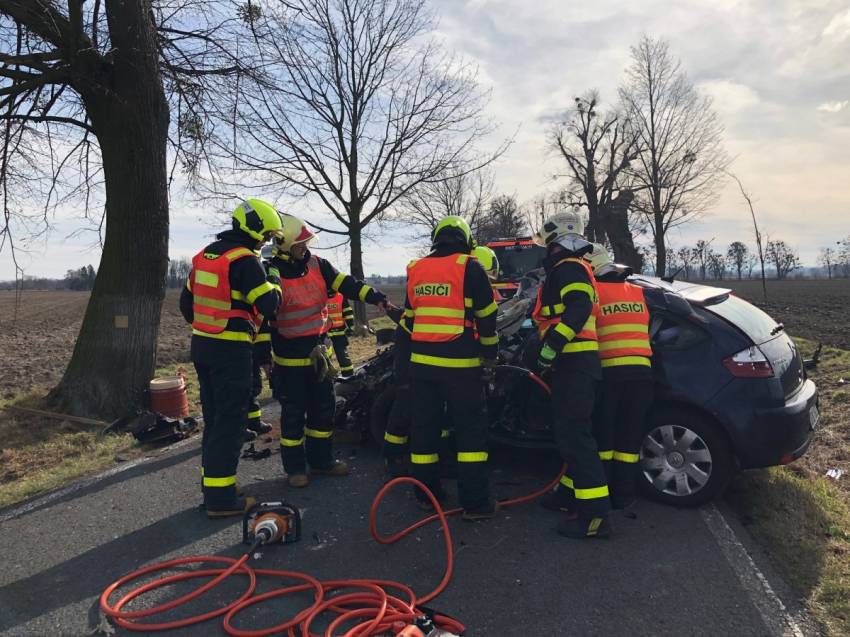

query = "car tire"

[
  {"left": 369, "top": 385, "right": 396, "bottom": 446},
  {"left": 637, "top": 406, "right": 735, "bottom": 507}
]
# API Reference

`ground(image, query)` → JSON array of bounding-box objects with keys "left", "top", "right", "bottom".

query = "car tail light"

[{"left": 722, "top": 346, "right": 774, "bottom": 378}]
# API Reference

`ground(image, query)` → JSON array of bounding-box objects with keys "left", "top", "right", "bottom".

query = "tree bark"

[
  {"left": 348, "top": 219, "right": 370, "bottom": 331},
  {"left": 48, "top": 0, "right": 170, "bottom": 419},
  {"left": 600, "top": 190, "right": 643, "bottom": 272},
  {"left": 654, "top": 211, "right": 666, "bottom": 277}
]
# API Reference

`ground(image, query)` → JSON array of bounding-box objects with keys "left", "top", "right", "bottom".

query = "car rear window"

[
  {"left": 703, "top": 294, "right": 780, "bottom": 344},
  {"left": 491, "top": 244, "right": 546, "bottom": 280}
]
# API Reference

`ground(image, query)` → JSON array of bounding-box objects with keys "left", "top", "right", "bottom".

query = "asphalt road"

[{"left": 0, "top": 404, "right": 814, "bottom": 637}]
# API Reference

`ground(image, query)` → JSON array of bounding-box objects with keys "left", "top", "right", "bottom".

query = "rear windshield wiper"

[{"left": 770, "top": 323, "right": 785, "bottom": 336}]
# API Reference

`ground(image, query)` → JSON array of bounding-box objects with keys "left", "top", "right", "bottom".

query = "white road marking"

[{"left": 701, "top": 503, "right": 807, "bottom": 637}]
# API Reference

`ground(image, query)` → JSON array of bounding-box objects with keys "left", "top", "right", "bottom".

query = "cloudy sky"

[{"left": 2, "top": 0, "right": 849, "bottom": 279}]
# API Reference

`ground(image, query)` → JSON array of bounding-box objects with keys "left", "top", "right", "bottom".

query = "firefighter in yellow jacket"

[
  {"left": 533, "top": 211, "right": 611, "bottom": 539},
  {"left": 180, "top": 199, "right": 282, "bottom": 517},
  {"left": 404, "top": 215, "right": 499, "bottom": 520},
  {"left": 588, "top": 244, "right": 653, "bottom": 509}
]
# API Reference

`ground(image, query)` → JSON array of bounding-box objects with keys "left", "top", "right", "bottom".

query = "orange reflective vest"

[
  {"left": 271, "top": 255, "right": 328, "bottom": 338},
  {"left": 326, "top": 292, "right": 345, "bottom": 330},
  {"left": 596, "top": 280, "right": 652, "bottom": 367},
  {"left": 406, "top": 254, "right": 469, "bottom": 343},
  {"left": 531, "top": 257, "right": 599, "bottom": 353},
  {"left": 190, "top": 247, "right": 255, "bottom": 341}
]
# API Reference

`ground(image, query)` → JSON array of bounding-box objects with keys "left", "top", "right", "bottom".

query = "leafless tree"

[
  {"left": 619, "top": 36, "right": 728, "bottom": 276},
  {"left": 476, "top": 194, "right": 526, "bottom": 242},
  {"left": 745, "top": 252, "right": 757, "bottom": 279},
  {"left": 549, "top": 91, "right": 643, "bottom": 269},
  {"left": 676, "top": 246, "right": 695, "bottom": 280},
  {"left": 692, "top": 239, "right": 713, "bottom": 280},
  {"left": 726, "top": 241, "right": 748, "bottom": 280},
  {"left": 0, "top": 1, "right": 266, "bottom": 417},
  {"left": 766, "top": 239, "right": 800, "bottom": 280},
  {"left": 838, "top": 236, "right": 850, "bottom": 277},
  {"left": 707, "top": 250, "right": 726, "bottom": 280},
  {"left": 397, "top": 167, "right": 494, "bottom": 241},
  {"left": 728, "top": 171, "right": 767, "bottom": 299},
  {"left": 817, "top": 247, "right": 835, "bottom": 279},
  {"left": 223, "top": 0, "right": 506, "bottom": 323}
]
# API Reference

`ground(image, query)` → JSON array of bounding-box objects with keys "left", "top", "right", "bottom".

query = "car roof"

[{"left": 630, "top": 275, "right": 731, "bottom": 306}]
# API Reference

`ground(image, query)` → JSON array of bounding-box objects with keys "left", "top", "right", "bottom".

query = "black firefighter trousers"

[
  {"left": 192, "top": 336, "right": 252, "bottom": 507},
  {"left": 330, "top": 334, "right": 354, "bottom": 376},
  {"left": 594, "top": 377, "right": 654, "bottom": 501},
  {"left": 273, "top": 364, "right": 336, "bottom": 475},
  {"left": 550, "top": 368, "right": 611, "bottom": 519},
  {"left": 410, "top": 374, "right": 490, "bottom": 511}
]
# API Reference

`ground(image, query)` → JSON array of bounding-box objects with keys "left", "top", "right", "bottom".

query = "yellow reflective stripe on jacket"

[
  {"left": 474, "top": 301, "right": 498, "bottom": 318},
  {"left": 559, "top": 475, "right": 574, "bottom": 490},
  {"left": 562, "top": 340, "right": 598, "bottom": 353},
  {"left": 414, "top": 307, "right": 466, "bottom": 318},
  {"left": 464, "top": 297, "right": 473, "bottom": 308},
  {"left": 231, "top": 290, "right": 249, "bottom": 302},
  {"left": 384, "top": 432, "right": 408, "bottom": 445},
  {"left": 358, "top": 285, "right": 372, "bottom": 301},
  {"left": 411, "top": 453, "right": 439, "bottom": 464},
  {"left": 412, "top": 324, "right": 465, "bottom": 336},
  {"left": 186, "top": 278, "right": 193, "bottom": 292},
  {"left": 410, "top": 353, "right": 481, "bottom": 368},
  {"left": 203, "top": 475, "right": 237, "bottom": 487},
  {"left": 554, "top": 322, "right": 576, "bottom": 341},
  {"left": 613, "top": 451, "right": 640, "bottom": 463},
  {"left": 599, "top": 339, "right": 651, "bottom": 352},
  {"left": 598, "top": 450, "right": 614, "bottom": 461},
  {"left": 305, "top": 428, "right": 332, "bottom": 439},
  {"left": 194, "top": 311, "right": 228, "bottom": 328},
  {"left": 457, "top": 451, "right": 488, "bottom": 462},
  {"left": 247, "top": 408, "right": 261, "bottom": 419},
  {"left": 253, "top": 332, "right": 271, "bottom": 343},
  {"left": 246, "top": 281, "right": 274, "bottom": 304},
  {"left": 479, "top": 334, "right": 499, "bottom": 346},
  {"left": 597, "top": 323, "right": 649, "bottom": 336},
  {"left": 194, "top": 294, "right": 231, "bottom": 311},
  {"left": 574, "top": 485, "right": 610, "bottom": 500},
  {"left": 600, "top": 356, "right": 652, "bottom": 368},
  {"left": 331, "top": 272, "right": 346, "bottom": 291},
  {"left": 194, "top": 270, "right": 219, "bottom": 287},
  {"left": 273, "top": 354, "right": 313, "bottom": 367},
  {"left": 280, "top": 436, "right": 305, "bottom": 447},
  {"left": 226, "top": 247, "right": 255, "bottom": 261},
  {"left": 560, "top": 282, "right": 596, "bottom": 300},
  {"left": 192, "top": 328, "right": 252, "bottom": 343}
]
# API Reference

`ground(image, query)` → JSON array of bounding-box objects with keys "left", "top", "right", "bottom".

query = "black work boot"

[
  {"left": 557, "top": 514, "right": 612, "bottom": 539},
  {"left": 384, "top": 456, "right": 409, "bottom": 479},
  {"left": 247, "top": 420, "right": 273, "bottom": 435},
  {"left": 206, "top": 496, "right": 257, "bottom": 519},
  {"left": 462, "top": 499, "right": 499, "bottom": 522},
  {"left": 414, "top": 483, "right": 447, "bottom": 512},
  {"left": 539, "top": 489, "right": 577, "bottom": 517},
  {"left": 243, "top": 428, "right": 258, "bottom": 444}
]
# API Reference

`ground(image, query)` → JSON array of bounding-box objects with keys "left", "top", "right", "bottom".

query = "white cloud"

[
  {"left": 817, "top": 100, "right": 849, "bottom": 112},
  {"left": 697, "top": 80, "right": 760, "bottom": 115}
]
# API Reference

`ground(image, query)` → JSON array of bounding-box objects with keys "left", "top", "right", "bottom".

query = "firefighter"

[
  {"left": 405, "top": 215, "right": 499, "bottom": 520},
  {"left": 532, "top": 210, "right": 611, "bottom": 539},
  {"left": 326, "top": 289, "right": 356, "bottom": 377},
  {"left": 268, "top": 214, "right": 389, "bottom": 488},
  {"left": 246, "top": 267, "right": 274, "bottom": 441},
  {"left": 471, "top": 245, "right": 502, "bottom": 302},
  {"left": 382, "top": 305, "right": 414, "bottom": 476},
  {"left": 588, "top": 244, "right": 653, "bottom": 509},
  {"left": 180, "top": 199, "right": 282, "bottom": 517}
]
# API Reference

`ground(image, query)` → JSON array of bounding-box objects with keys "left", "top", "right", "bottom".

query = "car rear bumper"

[{"left": 738, "top": 379, "right": 819, "bottom": 469}]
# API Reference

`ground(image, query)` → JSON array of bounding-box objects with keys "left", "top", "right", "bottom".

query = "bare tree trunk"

[
  {"left": 48, "top": 2, "right": 169, "bottom": 419},
  {"left": 348, "top": 220, "right": 369, "bottom": 330},
  {"left": 654, "top": 212, "right": 666, "bottom": 276},
  {"left": 600, "top": 191, "right": 643, "bottom": 271}
]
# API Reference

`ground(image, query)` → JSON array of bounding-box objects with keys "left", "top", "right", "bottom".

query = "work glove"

[
  {"left": 535, "top": 343, "right": 557, "bottom": 375},
  {"left": 481, "top": 357, "right": 497, "bottom": 385},
  {"left": 309, "top": 344, "right": 339, "bottom": 382}
]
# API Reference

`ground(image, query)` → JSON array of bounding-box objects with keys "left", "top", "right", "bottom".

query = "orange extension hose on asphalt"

[{"left": 100, "top": 375, "right": 559, "bottom": 636}]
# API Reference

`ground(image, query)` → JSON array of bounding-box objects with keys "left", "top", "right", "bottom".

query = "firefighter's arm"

[
  {"left": 342, "top": 298, "right": 355, "bottom": 329},
  {"left": 319, "top": 258, "right": 387, "bottom": 306},
  {"left": 238, "top": 257, "right": 281, "bottom": 318},
  {"left": 468, "top": 260, "right": 499, "bottom": 360},
  {"left": 399, "top": 292, "right": 415, "bottom": 336},
  {"left": 180, "top": 276, "right": 194, "bottom": 324},
  {"left": 543, "top": 262, "right": 594, "bottom": 353}
]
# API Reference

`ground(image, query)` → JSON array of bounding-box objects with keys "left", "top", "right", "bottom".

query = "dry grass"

[{"left": 726, "top": 337, "right": 850, "bottom": 636}]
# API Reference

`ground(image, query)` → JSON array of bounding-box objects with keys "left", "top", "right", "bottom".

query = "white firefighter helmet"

[
  {"left": 272, "top": 213, "right": 317, "bottom": 255},
  {"left": 587, "top": 243, "right": 615, "bottom": 276}
]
